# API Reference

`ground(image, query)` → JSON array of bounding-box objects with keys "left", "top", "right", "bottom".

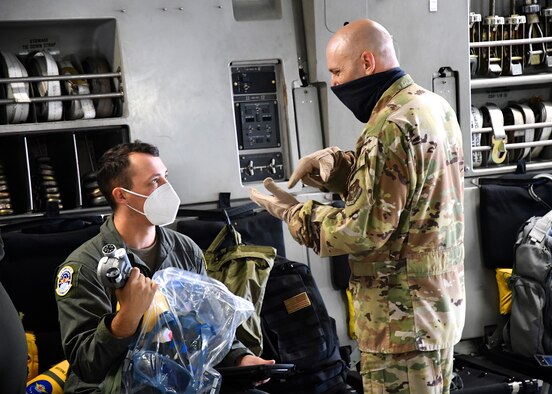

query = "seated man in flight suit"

[{"left": 55, "top": 140, "right": 274, "bottom": 394}]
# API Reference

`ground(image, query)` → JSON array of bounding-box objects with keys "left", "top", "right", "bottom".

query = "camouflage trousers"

[{"left": 360, "top": 347, "right": 454, "bottom": 394}]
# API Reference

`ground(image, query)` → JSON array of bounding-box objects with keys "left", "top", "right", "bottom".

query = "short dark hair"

[{"left": 97, "top": 140, "right": 159, "bottom": 209}]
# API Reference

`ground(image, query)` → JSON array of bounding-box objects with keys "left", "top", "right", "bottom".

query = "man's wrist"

[
  {"left": 109, "top": 310, "right": 141, "bottom": 338},
  {"left": 283, "top": 203, "right": 301, "bottom": 223}
]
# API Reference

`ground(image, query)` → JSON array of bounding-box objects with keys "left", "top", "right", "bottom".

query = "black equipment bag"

[
  {"left": 0, "top": 216, "right": 103, "bottom": 371},
  {"left": 502, "top": 209, "right": 552, "bottom": 357},
  {"left": 479, "top": 173, "right": 552, "bottom": 268},
  {"left": 258, "top": 256, "right": 347, "bottom": 394}
]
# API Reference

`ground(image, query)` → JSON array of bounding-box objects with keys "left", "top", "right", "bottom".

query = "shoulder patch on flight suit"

[
  {"left": 55, "top": 264, "right": 79, "bottom": 298},
  {"left": 346, "top": 179, "right": 362, "bottom": 206}
]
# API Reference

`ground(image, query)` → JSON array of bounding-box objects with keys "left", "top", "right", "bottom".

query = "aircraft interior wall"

[{"left": 3, "top": 0, "right": 552, "bottom": 378}]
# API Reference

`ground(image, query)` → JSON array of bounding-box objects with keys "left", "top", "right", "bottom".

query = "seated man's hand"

[
  {"left": 237, "top": 354, "right": 276, "bottom": 386},
  {"left": 111, "top": 268, "right": 158, "bottom": 338}
]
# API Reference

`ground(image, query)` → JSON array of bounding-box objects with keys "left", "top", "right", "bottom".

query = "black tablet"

[
  {"left": 534, "top": 354, "right": 552, "bottom": 367},
  {"left": 217, "top": 363, "right": 295, "bottom": 382}
]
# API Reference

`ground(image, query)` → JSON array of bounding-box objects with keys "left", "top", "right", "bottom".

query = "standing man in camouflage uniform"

[{"left": 250, "top": 19, "right": 465, "bottom": 393}]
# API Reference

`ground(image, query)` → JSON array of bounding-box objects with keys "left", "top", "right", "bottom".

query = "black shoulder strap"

[
  {"left": 526, "top": 209, "right": 552, "bottom": 246},
  {"left": 177, "top": 202, "right": 260, "bottom": 222},
  {"left": 0, "top": 215, "right": 104, "bottom": 233}
]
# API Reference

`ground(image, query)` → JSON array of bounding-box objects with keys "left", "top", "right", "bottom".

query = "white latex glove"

[
  {"left": 249, "top": 177, "right": 299, "bottom": 222},
  {"left": 288, "top": 147, "right": 341, "bottom": 189}
]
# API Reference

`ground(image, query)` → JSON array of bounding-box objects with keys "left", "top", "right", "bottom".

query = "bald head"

[{"left": 326, "top": 19, "right": 400, "bottom": 86}]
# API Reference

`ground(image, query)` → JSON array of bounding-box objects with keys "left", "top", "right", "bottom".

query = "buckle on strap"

[{"left": 491, "top": 136, "right": 507, "bottom": 164}]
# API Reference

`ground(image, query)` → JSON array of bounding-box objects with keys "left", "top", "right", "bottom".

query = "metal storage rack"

[
  {"left": 0, "top": 18, "right": 129, "bottom": 220},
  {"left": 467, "top": 0, "right": 552, "bottom": 177}
]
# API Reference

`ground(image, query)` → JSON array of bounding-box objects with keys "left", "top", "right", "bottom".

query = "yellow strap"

[
  {"left": 345, "top": 288, "right": 357, "bottom": 340},
  {"left": 25, "top": 331, "right": 39, "bottom": 381},
  {"left": 495, "top": 268, "right": 513, "bottom": 315}
]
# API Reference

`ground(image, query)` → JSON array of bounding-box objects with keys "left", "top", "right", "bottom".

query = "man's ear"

[
  {"left": 112, "top": 187, "right": 127, "bottom": 205},
  {"left": 360, "top": 51, "right": 376, "bottom": 75}
]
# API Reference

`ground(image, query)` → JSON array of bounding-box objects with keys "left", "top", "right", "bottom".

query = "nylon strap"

[
  {"left": 59, "top": 59, "right": 96, "bottom": 120},
  {"left": 29, "top": 50, "right": 62, "bottom": 121},
  {"left": 532, "top": 101, "right": 552, "bottom": 159},
  {"left": 482, "top": 16, "right": 504, "bottom": 77},
  {"left": 502, "top": 105, "right": 525, "bottom": 162},
  {"left": 481, "top": 104, "right": 507, "bottom": 164},
  {"left": 205, "top": 224, "right": 241, "bottom": 253},
  {"left": 177, "top": 202, "right": 260, "bottom": 221},
  {"left": 0, "top": 51, "right": 30, "bottom": 124},
  {"left": 469, "top": 12, "right": 482, "bottom": 76},
  {"left": 345, "top": 287, "right": 356, "bottom": 340},
  {"left": 545, "top": 8, "right": 552, "bottom": 67},
  {"left": 527, "top": 207, "right": 552, "bottom": 245},
  {"left": 470, "top": 105, "right": 483, "bottom": 168},
  {"left": 510, "top": 103, "right": 535, "bottom": 160},
  {"left": 82, "top": 57, "right": 114, "bottom": 118},
  {"left": 504, "top": 15, "right": 525, "bottom": 76},
  {"left": 525, "top": 14, "right": 547, "bottom": 66}
]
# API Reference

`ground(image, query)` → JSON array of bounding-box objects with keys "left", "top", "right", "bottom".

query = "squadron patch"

[
  {"left": 345, "top": 179, "right": 362, "bottom": 206},
  {"left": 56, "top": 265, "right": 76, "bottom": 297}
]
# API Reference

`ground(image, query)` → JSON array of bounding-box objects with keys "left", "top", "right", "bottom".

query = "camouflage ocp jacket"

[{"left": 287, "top": 74, "right": 465, "bottom": 354}]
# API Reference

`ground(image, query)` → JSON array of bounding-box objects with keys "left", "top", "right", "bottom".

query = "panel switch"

[{"left": 246, "top": 160, "right": 255, "bottom": 176}]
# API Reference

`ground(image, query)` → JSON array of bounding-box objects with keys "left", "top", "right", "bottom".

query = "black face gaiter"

[{"left": 331, "top": 67, "right": 405, "bottom": 123}]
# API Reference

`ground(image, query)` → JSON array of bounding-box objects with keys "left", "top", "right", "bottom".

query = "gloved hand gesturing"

[
  {"left": 288, "top": 146, "right": 341, "bottom": 189},
  {"left": 250, "top": 177, "right": 299, "bottom": 222}
]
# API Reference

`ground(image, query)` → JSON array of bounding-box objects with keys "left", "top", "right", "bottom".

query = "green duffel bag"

[{"left": 204, "top": 223, "right": 275, "bottom": 356}]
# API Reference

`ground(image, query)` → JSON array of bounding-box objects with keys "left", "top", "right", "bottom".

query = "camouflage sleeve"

[
  {"left": 288, "top": 121, "right": 412, "bottom": 257},
  {"left": 324, "top": 149, "right": 356, "bottom": 194}
]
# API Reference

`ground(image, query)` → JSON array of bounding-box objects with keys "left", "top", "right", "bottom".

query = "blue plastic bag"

[{"left": 122, "top": 267, "right": 254, "bottom": 393}]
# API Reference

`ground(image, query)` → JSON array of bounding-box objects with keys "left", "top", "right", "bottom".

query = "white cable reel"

[
  {"left": 509, "top": 103, "right": 535, "bottom": 161},
  {"left": 82, "top": 57, "right": 114, "bottom": 118},
  {"left": 58, "top": 58, "right": 96, "bottom": 120},
  {"left": 531, "top": 101, "right": 552, "bottom": 160},
  {"left": 29, "top": 50, "right": 63, "bottom": 121},
  {"left": 502, "top": 105, "right": 525, "bottom": 162},
  {"left": 0, "top": 51, "right": 30, "bottom": 124}
]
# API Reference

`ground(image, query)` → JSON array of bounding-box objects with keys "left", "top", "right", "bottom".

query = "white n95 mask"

[{"left": 121, "top": 183, "right": 181, "bottom": 226}]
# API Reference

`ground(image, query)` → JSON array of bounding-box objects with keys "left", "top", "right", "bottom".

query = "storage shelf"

[
  {"left": 469, "top": 161, "right": 552, "bottom": 176},
  {"left": 0, "top": 18, "right": 129, "bottom": 221},
  {"left": 471, "top": 73, "right": 552, "bottom": 89},
  {"left": 470, "top": 36, "right": 552, "bottom": 48}
]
